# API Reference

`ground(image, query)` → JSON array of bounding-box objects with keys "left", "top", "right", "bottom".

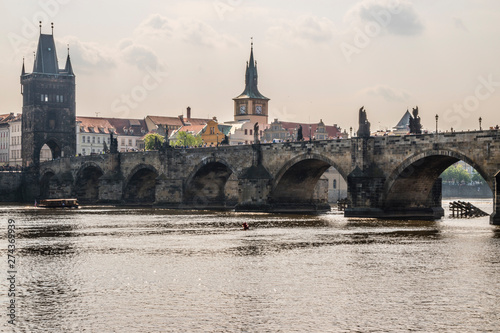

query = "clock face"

[
  {"left": 255, "top": 105, "right": 262, "bottom": 114},
  {"left": 239, "top": 105, "right": 246, "bottom": 114}
]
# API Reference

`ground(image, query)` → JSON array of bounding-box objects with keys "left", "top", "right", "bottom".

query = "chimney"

[{"left": 187, "top": 106, "right": 191, "bottom": 119}]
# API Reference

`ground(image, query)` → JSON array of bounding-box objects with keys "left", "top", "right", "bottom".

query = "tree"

[
  {"left": 440, "top": 163, "right": 471, "bottom": 184},
  {"left": 471, "top": 170, "right": 486, "bottom": 184},
  {"left": 171, "top": 131, "right": 202, "bottom": 147},
  {"left": 144, "top": 133, "right": 164, "bottom": 151}
]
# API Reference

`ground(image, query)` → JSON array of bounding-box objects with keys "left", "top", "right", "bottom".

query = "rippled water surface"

[{"left": 1, "top": 199, "right": 499, "bottom": 332}]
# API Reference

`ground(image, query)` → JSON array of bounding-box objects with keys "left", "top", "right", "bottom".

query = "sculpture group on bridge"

[
  {"left": 296, "top": 124, "right": 303, "bottom": 141},
  {"left": 357, "top": 106, "right": 371, "bottom": 138},
  {"left": 409, "top": 106, "right": 422, "bottom": 134}
]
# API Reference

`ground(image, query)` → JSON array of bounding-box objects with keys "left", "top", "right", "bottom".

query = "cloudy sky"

[{"left": 1, "top": 0, "right": 500, "bottom": 132}]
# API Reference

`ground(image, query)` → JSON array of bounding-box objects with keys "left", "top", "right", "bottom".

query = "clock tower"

[{"left": 233, "top": 41, "right": 269, "bottom": 124}]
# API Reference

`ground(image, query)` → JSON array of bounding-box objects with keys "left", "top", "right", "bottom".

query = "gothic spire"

[
  {"left": 63, "top": 44, "right": 74, "bottom": 75},
  {"left": 235, "top": 39, "right": 268, "bottom": 100}
]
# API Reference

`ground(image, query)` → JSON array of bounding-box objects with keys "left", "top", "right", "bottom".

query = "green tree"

[
  {"left": 471, "top": 170, "right": 486, "bottom": 184},
  {"left": 144, "top": 133, "right": 164, "bottom": 150},
  {"left": 171, "top": 131, "right": 202, "bottom": 147},
  {"left": 440, "top": 163, "right": 471, "bottom": 184}
]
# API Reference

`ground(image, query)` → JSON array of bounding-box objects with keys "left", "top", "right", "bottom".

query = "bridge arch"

[
  {"left": 74, "top": 162, "right": 104, "bottom": 203},
  {"left": 384, "top": 149, "right": 493, "bottom": 209},
  {"left": 270, "top": 153, "right": 346, "bottom": 209},
  {"left": 183, "top": 157, "right": 237, "bottom": 208},
  {"left": 123, "top": 164, "right": 159, "bottom": 204},
  {"left": 39, "top": 138, "right": 62, "bottom": 162},
  {"left": 39, "top": 168, "right": 74, "bottom": 199}
]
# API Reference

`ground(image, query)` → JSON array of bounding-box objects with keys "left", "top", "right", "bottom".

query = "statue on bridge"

[
  {"left": 254, "top": 122, "right": 259, "bottom": 144},
  {"left": 357, "top": 106, "right": 371, "bottom": 138},
  {"left": 409, "top": 106, "right": 422, "bottom": 134},
  {"left": 110, "top": 132, "right": 118, "bottom": 153},
  {"left": 297, "top": 125, "right": 303, "bottom": 141},
  {"left": 160, "top": 128, "right": 170, "bottom": 152}
]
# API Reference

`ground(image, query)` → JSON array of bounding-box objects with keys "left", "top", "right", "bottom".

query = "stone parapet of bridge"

[{"left": 24, "top": 130, "right": 500, "bottom": 224}]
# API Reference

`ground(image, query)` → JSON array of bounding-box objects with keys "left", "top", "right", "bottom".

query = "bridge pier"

[
  {"left": 154, "top": 177, "right": 183, "bottom": 208},
  {"left": 345, "top": 167, "right": 445, "bottom": 220},
  {"left": 490, "top": 174, "right": 500, "bottom": 225},
  {"left": 98, "top": 173, "right": 124, "bottom": 204},
  {"left": 234, "top": 176, "right": 272, "bottom": 212}
]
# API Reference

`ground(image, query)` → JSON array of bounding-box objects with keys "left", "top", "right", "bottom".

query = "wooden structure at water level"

[{"left": 449, "top": 201, "right": 488, "bottom": 218}]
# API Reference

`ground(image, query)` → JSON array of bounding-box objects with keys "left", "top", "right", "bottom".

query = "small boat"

[{"left": 37, "top": 199, "right": 79, "bottom": 208}]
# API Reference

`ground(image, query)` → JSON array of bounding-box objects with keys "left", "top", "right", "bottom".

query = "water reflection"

[{"left": 0, "top": 203, "right": 498, "bottom": 332}]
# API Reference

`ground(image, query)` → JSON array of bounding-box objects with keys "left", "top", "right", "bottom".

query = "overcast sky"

[{"left": 1, "top": 0, "right": 500, "bottom": 132}]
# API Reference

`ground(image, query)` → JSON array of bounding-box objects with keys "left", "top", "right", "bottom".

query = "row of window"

[
  {"left": 243, "top": 129, "right": 264, "bottom": 136},
  {"left": 39, "top": 94, "right": 64, "bottom": 103},
  {"left": 11, "top": 136, "right": 21, "bottom": 146},
  {"left": 10, "top": 150, "right": 21, "bottom": 160},
  {"left": 82, "top": 136, "right": 110, "bottom": 144}
]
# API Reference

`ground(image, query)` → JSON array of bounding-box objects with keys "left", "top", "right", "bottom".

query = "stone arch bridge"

[{"left": 29, "top": 130, "right": 500, "bottom": 224}]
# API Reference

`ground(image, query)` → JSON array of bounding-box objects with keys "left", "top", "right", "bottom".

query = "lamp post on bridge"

[
  {"left": 435, "top": 114, "right": 439, "bottom": 134},
  {"left": 350, "top": 127, "right": 352, "bottom": 138},
  {"left": 479, "top": 117, "right": 482, "bottom": 131}
]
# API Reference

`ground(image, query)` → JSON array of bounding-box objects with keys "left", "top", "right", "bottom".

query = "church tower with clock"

[{"left": 233, "top": 41, "right": 269, "bottom": 125}]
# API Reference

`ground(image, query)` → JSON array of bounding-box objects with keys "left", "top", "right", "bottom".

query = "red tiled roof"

[
  {"left": 147, "top": 115, "right": 211, "bottom": 127},
  {"left": 176, "top": 124, "right": 206, "bottom": 135},
  {"left": 77, "top": 116, "right": 147, "bottom": 136},
  {"left": 280, "top": 121, "right": 342, "bottom": 139}
]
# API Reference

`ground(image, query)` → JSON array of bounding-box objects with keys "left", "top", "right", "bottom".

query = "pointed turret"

[
  {"left": 33, "top": 33, "right": 59, "bottom": 74},
  {"left": 235, "top": 41, "right": 268, "bottom": 100},
  {"left": 63, "top": 53, "right": 74, "bottom": 75},
  {"left": 21, "top": 58, "right": 25, "bottom": 76}
]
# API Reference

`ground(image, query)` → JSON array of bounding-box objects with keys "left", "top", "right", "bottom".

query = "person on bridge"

[{"left": 242, "top": 222, "right": 249, "bottom": 230}]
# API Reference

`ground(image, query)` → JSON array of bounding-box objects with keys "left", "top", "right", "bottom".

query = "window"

[
  {"left": 92, "top": 137, "right": 95, "bottom": 144},
  {"left": 82, "top": 148, "right": 86, "bottom": 155},
  {"left": 210, "top": 127, "right": 215, "bottom": 135},
  {"left": 128, "top": 139, "right": 132, "bottom": 146},
  {"left": 97, "top": 137, "right": 101, "bottom": 144},
  {"left": 82, "top": 136, "right": 85, "bottom": 143},
  {"left": 333, "top": 179, "right": 337, "bottom": 189},
  {"left": 87, "top": 137, "right": 90, "bottom": 143},
  {"left": 244, "top": 129, "right": 247, "bottom": 135},
  {"left": 121, "top": 139, "right": 125, "bottom": 146}
]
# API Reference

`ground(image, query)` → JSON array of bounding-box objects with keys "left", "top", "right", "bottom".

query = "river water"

[{"left": 1, "top": 199, "right": 499, "bottom": 332}]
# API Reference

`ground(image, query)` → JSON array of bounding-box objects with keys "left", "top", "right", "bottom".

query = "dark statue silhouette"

[
  {"left": 409, "top": 106, "right": 422, "bottom": 134},
  {"left": 357, "top": 106, "right": 371, "bottom": 138}
]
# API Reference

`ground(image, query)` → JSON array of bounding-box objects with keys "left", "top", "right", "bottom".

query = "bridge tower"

[
  {"left": 233, "top": 40, "right": 270, "bottom": 126},
  {"left": 21, "top": 23, "right": 76, "bottom": 167}
]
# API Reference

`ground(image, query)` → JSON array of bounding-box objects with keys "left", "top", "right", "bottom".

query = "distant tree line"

[{"left": 440, "top": 164, "right": 486, "bottom": 185}]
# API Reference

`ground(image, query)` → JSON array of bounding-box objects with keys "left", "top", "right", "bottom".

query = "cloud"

[
  {"left": 57, "top": 37, "right": 116, "bottom": 73},
  {"left": 134, "top": 14, "right": 174, "bottom": 38},
  {"left": 119, "top": 40, "right": 164, "bottom": 71},
  {"left": 364, "top": 85, "right": 411, "bottom": 103},
  {"left": 177, "top": 18, "right": 238, "bottom": 48},
  {"left": 134, "top": 14, "right": 238, "bottom": 48},
  {"left": 267, "top": 15, "right": 336, "bottom": 45},
  {"left": 346, "top": 0, "right": 424, "bottom": 36}
]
